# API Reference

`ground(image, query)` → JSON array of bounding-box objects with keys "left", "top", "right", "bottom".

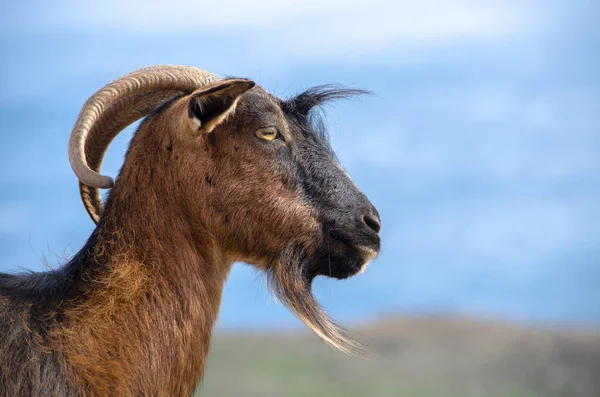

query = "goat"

[{"left": 0, "top": 65, "right": 381, "bottom": 396}]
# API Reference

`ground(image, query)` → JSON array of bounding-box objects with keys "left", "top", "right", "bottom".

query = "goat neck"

[{"left": 55, "top": 131, "right": 230, "bottom": 396}]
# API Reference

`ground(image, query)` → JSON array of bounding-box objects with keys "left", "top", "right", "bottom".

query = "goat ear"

[{"left": 188, "top": 79, "right": 255, "bottom": 134}]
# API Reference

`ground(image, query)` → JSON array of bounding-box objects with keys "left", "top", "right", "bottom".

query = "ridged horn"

[{"left": 68, "top": 65, "right": 218, "bottom": 223}]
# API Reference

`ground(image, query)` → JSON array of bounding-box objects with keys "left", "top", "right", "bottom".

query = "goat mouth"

[{"left": 307, "top": 233, "right": 379, "bottom": 280}]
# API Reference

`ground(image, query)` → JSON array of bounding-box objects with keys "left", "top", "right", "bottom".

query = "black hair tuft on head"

[
  {"left": 284, "top": 85, "right": 370, "bottom": 117},
  {"left": 283, "top": 85, "right": 370, "bottom": 144}
]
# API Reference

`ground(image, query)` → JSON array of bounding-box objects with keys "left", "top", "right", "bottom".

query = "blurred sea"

[{"left": 1, "top": 1, "right": 599, "bottom": 331}]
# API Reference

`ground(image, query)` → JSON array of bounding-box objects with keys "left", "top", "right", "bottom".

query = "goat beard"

[{"left": 266, "top": 245, "right": 361, "bottom": 355}]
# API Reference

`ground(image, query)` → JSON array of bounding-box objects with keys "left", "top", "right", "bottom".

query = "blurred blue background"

[{"left": 0, "top": 0, "right": 598, "bottom": 332}]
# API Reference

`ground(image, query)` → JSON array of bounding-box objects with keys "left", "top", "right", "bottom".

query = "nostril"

[{"left": 363, "top": 214, "right": 381, "bottom": 234}]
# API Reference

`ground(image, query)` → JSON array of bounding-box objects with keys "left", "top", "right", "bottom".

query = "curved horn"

[
  {"left": 79, "top": 90, "right": 195, "bottom": 223},
  {"left": 68, "top": 65, "right": 218, "bottom": 223}
]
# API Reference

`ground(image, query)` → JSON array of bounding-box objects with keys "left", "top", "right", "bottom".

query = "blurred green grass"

[{"left": 196, "top": 316, "right": 600, "bottom": 397}]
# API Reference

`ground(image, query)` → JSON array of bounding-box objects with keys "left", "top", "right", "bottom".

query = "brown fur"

[
  {"left": 0, "top": 81, "right": 378, "bottom": 396},
  {"left": 58, "top": 86, "right": 317, "bottom": 395}
]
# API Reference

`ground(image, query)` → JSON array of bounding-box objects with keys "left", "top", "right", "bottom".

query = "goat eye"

[{"left": 255, "top": 127, "right": 279, "bottom": 141}]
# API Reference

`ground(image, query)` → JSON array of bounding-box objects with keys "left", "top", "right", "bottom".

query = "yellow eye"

[{"left": 255, "top": 127, "right": 279, "bottom": 141}]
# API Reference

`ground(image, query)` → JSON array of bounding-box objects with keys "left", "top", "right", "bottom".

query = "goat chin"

[{"left": 266, "top": 245, "right": 361, "bottom": 355}]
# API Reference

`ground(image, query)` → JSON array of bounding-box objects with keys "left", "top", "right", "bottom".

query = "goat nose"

[{"left": 363, "top": 213, "right": 381, "bottom": 234}]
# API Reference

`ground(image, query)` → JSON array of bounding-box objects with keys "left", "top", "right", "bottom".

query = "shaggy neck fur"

[
  {"left": 54, "top": 129, "right": 232, "bottom": 396},
  {"left": 0, "top": 127, "right": 231, "bottom": 396},
  {"left": 59, "top": 195, "right": 229, "bottom": 395}
]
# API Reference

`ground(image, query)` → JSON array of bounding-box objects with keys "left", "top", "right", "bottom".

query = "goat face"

[
  {"left": 70, "top": 67, "right": 380, "bottom": 352},
  {"left": 166, "top": 80, "right": 381, "bottom": 281}
]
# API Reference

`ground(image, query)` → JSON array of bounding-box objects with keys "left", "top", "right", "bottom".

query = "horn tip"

[{"left": 99, "top": 176, "right": 115, "bottom": 189}]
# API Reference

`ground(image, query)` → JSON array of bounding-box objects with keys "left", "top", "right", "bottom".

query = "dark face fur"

[
  {"left": 281, "top": 92, "right": 381, "bottom": 280},
  {"left": 187, "top": 86, "right": 380, "bottom": 277},
  {"left": 160, "top": 80, "right": 381, "bottom": 351}
]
